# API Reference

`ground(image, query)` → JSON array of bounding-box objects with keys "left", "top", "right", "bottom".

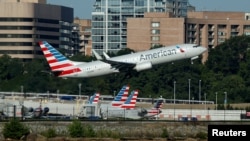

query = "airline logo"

[
  {"left": 140, "top": 45, "right": 185, "bottom": 61},
  {"left": 39, "top": 41, "right": 81, "bottom": 76},
  {"left": 89, "top": 92, "right": 100, "bottom": 104},
  {"left": 112, "top": 85, "right": 130, "bottom": 107},
  {"left": 120, "top": 90, "right": 139, "bottom": 109},
  {"left": 176, "top": 45, "right": 185, "bottom": 53}
]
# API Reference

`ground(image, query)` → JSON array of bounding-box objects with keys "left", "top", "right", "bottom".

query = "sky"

[{"left": 47, "top": 0, "right": 250, "bottom": 19}]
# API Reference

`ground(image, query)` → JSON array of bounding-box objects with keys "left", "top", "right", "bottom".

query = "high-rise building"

[
  {"left": 126, "top": 11, "right": 250, "bottom": 63},
  {"left": 91, "top": 0, "right": 189, "bottom": 54},
  {"left": 0, "top": 0, "right": 73, "bottom": 61},
  {"left": 186, "top": 11, "right": 250, "bottom": 62},
  {"left": 74, "top": 19, "right": 92, "bottom": 56}
]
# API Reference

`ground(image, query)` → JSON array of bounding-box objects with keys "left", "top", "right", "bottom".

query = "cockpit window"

[{"left": 193, "top": 45, "right": 199, "bottom": 48}]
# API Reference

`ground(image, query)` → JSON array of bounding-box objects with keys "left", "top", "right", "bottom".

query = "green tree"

[
  {"left": 68, "top": 119, "right": 84, "bottom": 138},
  {"left": 3, "top": 119, "right": 30, "bottom": 140}
]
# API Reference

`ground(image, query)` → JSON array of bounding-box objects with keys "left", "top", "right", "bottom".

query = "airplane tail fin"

[
  {"left": 89, "top": 92, "right": 100, "bottom": 104},
  {"left": 111, "top": 84, "right": 130, "bottom": 107},
  {"left": 120, "top": 89, "right": 139, "bottom": 109},
  {"left": 38, "top": 41, "right": 82, "bottom": 77},
  {"left": 147, "top": 99, "right": 164, "bottom": 115}
]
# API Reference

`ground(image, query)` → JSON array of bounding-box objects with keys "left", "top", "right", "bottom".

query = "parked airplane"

[
  {"left": 102, "top": 97, "right": 164, "bottom": 120},
  {"left": 143, "top": 99, "right": 164, "bottom": 119},
  {"left": 99, "top": 84, "right": 130, "bottom": 110},
  {"left": 77, "top": 85, "right": 130, "bottom": 119},
  {"left": 111, "top": 84, "right": 130, "bottom": 107},
  {"left": 101, "top": 89, "right": 140, "bottom": 119},
  {"left": 88, "top": 92, "right": 100, "bottom": 104},
  {"left": 78, "top": 92, "right": 101, "bottom": 119},
  {"left": 119, "top": 89, "right": 139, "bottom": 109},
  {"left": 38, "top": 41, "right": 207, "bottom": 78}
]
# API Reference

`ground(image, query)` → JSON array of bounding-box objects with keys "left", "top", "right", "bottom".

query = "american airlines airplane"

[{"left": 38, "top": 41, "right": 207, "bottom": 78}]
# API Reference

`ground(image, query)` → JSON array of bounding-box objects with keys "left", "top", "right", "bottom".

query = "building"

[
  {"left": 186, "top": 11, "right": 250, "bottom": 62},
  {"left": 74, "top": 19, "right": 92, "bottom": 56},
  {"left": 127, "top": 12, "right": 185, "bottom": 51},
  {"left": 91, "top": 0, "right": 189, "bottom": 54},
  {"left": 126, "top": 11, "right": 250, "bottom": 63},
  {"left": 0, "top": 0, "right": 73, "bottom": 61}
]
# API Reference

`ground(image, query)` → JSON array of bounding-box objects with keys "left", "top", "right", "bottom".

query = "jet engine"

[
  {"left": 134, "top": 62, "right": 152, "bottom": 72},
  {"left": 43, "top": 107, "right": 49, "bottom": 115},
  {"left": 28, "top": 107, "right": 34, "bottom": 113}
]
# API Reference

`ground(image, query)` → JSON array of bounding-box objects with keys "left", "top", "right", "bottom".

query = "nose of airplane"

[{"left": 200, "top": 46, "right": 207, "bottom": 53}]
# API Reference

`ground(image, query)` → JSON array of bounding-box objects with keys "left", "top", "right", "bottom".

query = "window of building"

[
  {"left": 151, "top": 22, "right": 160, "bottom": 28},
  {"left": 151, "top": 36, "right": 160, "bottom": 41},
  {"left": 152, "top": 29, "right": 160, "bottom": 35}
]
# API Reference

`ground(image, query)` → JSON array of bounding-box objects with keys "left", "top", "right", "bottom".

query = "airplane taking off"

[{"left": 38, "top": 41, "right": 207, "bottom": 78}]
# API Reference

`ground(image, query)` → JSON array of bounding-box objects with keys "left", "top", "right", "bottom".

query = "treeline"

[{"left": 1, "top": 35, "right": 250, "bottom": 103}]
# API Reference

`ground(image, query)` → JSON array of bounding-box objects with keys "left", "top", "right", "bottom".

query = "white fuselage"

[{"left": 62, "top": 44, "right": 207, "bottom": 78}]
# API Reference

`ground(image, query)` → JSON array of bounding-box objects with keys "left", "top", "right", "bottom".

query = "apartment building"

[
  {"left": 74, "top": 19, "right": 92, "bottom": 56},
  {"left": 186, "top": 11, "right": 250, "bottom": 62},
  {"left": 127, "top": 12, "right": 185, "bottom": 51},
  {"left": 0, "top": 0, "right": 73, "bottom": 61},
  {"left": 91, "top": 0, "right": 189, "bottom": 54},
  {"left": 126, "top": 11, "right": 250, "bottom": 62}
]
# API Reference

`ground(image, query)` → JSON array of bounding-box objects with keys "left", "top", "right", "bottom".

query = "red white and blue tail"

[
  {"left": 88, "top": 92, "right": 100, "bottom": 104},
  {"left": 38, "top": 41, "right": 82, "bottom": 77},
  {"left": 146, "top": 99, "right": 164, "bottom": 116},
  {"left": 120, "top": 89, "right": 139, "bottom": 109},
  {"left": 111, "top": 84, "right": 130, "bottom": 107}
]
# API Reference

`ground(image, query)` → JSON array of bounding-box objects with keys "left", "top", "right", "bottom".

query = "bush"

[
  {"left": 196, "top": 131, "right": 207, "bottom": 139},
  {"left": 84, "top": 124, "right": 96, "bottom": 137},
  {"left": 41, "top": 128, "right": 57, "bottom": 138},
  {"left": 3, "top": 118, "right": 30, "bottom": 140},
  {"left": 161, "top": 128, "right": 169, "bottom": 138},
  {"left": 68, "top": 119, "right": 84, "bottom": 138}
]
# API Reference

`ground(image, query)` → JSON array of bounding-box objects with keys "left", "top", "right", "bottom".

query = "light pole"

[
  {"left": 188, "top": 79, "right": 191, "bottom": 104},
  {"left": 57, "top": 89, "right": 60, "bottom": 100},
  {"left": 204, "top": 93, "right": 206, "bottom": 110},
  {"left": 20, "top": 85, "right": 24, "bottom": 98},
  {"left": 78, "top": 83, "right": 82, "bottom": 99},
  {"left": 215, "top": 92, "right": 217, "bottom": 110},
  {"left": 113, "top": 90, "right": 116, "bottom": 98},
  {"left": 224, "top": 91, "right": 227, "bottom": 106},
  {"left": 199, "top": 80, "right": 201, "bottom": 103},
  {"left": 174, "top": 81, "right": 176, "bottom": 104}
]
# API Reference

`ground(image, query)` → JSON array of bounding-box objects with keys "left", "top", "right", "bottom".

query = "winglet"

[
  {"left": 103, "top": 52, "right": 110, "bottom": 59},
  {"left": 92, "top": 49, "right": 103, "bottom": 60}
]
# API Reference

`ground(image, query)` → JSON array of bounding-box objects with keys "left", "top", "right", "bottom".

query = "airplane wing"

[
  {"left": 103, "top": 59, "right": 136, "bottom": 72},
  {"left": 101, "top": 52, "right": 136, "bottom": 71}
]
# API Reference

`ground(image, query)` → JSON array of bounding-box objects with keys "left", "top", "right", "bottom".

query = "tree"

[{"left": 3, "top": 119, "right": 30, "bottom": 140}]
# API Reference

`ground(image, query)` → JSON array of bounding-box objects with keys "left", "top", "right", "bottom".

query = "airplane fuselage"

[{"left": 66, "top": 44, "right": 206, "bottom": 78}]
